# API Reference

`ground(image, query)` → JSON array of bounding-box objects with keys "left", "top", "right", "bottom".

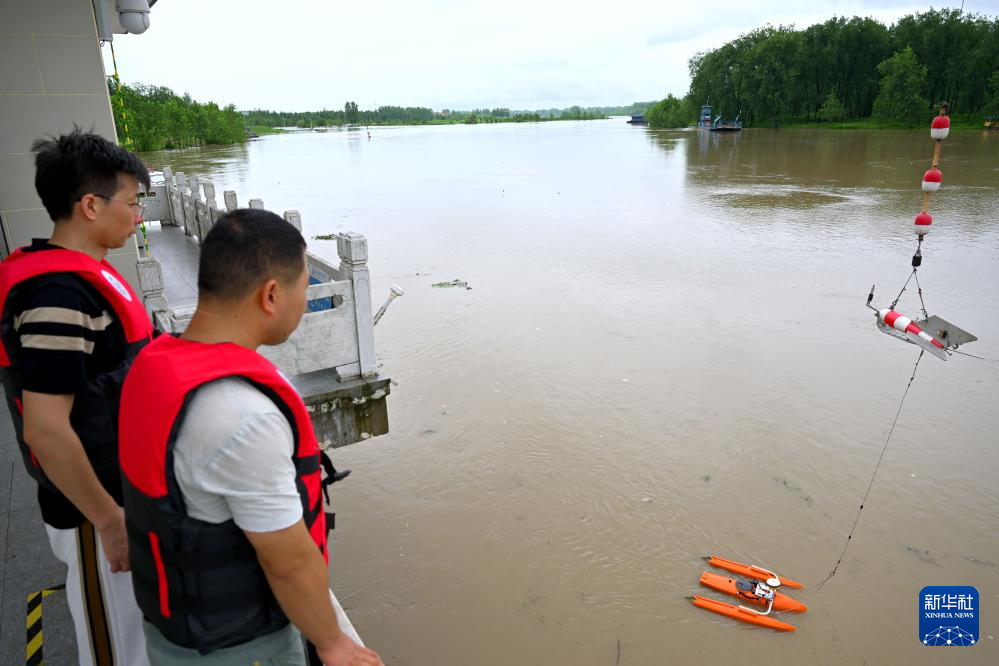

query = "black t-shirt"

[{"left": 3, "top": 240, "right": 128, "bottom": 528}]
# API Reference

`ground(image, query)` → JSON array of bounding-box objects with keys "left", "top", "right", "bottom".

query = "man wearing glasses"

[{"left": 0, "top": 129, "right": 153, "bottom": 665}]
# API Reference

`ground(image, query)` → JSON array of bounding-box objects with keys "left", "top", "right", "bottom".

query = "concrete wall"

[{"left": 0, "top": 0, "right": 140, "bottom": 287}]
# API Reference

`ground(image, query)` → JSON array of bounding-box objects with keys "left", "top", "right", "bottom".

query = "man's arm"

[
  {"left": 21, "top": 390, "right": 129, "bottom": 572},
  {"left": 245, "top": 520, "right": 384, "bottom": 666}
]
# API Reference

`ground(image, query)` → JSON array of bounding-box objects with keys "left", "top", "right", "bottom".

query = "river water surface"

[{"left": 145, "top": 121, "right": 999, "bottom": 665}]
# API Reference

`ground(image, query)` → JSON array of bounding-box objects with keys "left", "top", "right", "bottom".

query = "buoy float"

[
  {"left": 914, "top": 212, "right": 932, "bottom": 236},
  {"left": 921, "top": 168, "right": 942, "bottom": 192},
  {"left": 879, "top": 309, "right": 945, "bottom": 349},
  {"left": 930, "top": 114, "right": 950, "bottom": 140}
]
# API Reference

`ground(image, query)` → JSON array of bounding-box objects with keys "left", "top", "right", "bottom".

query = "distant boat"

[
  {"left": 985, "top": 115, "right": 999, "bottom": 131},
  {"left": 627, "top": 115, "right": 648, "bottom": 125},
  {"left": 698, "top": 104, "right": 742, "bottom": 132}
]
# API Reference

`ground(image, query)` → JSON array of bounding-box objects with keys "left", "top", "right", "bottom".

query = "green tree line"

[
  {"left": 245, "top": 103, "right": 436, "bottom": 128},
  {"left": 246, "top": 103, "right": 610, "bottom": 127},
  {"left": 459, "top": 106, "right": 606, "bottom": 123},
  {"left": 648, "top": 9, "right": 999, "bottom": 128},
  {"left": 113, "top": 85, "right": 621, "bottom": 150},
  {"left": 110, "top": 82, "right": 245, "bottom": 151}
]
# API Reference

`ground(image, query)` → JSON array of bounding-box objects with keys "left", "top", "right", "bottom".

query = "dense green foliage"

[
  {"left": 984, "top": 71, "right": 999, "bottom": 114},
  {"left": 592, "top": 101, "right": 657, "bottom": 116},
  {"left": 115, "top": 87, "right": 620, "bottom": 150},
  {"left": 646, "top": 94, "right": 690, "bottom": 128},
  {"left": 871, "top": 47, "right": 930, "bottom": 124},
  {"left": 528, "top": 102, "right": 653, "bottom": 117},
  {"left": 110, "top": 82, "right": 245, "bottom": 151},
  {"left": 816, "top": 89, "right": 847, "bottom": 122},
  {"left": 244, "top": 104, "right": 435, "bottom": 127},
  {"left": 245, "top": 104, "right": 604, "bottom": 128},
  {"left": 676, "top": 9, "right": 998, "bottom": 127}
]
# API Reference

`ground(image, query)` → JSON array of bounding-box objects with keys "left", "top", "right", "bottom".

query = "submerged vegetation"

[
  {"left": 110, "top": 82, "right": 245, "bottom": 151},
  {"left": 647, "top": 8, "right": 999, "bottom": 129},
  {"left": 645, "top": 95, "right": 688, "bottom": 128},
  {"left": 115, "top": 88, "right": 621, "bottom": 151},
  {"left": 245, "top": 103, "right": 609, "bottom": 128}
]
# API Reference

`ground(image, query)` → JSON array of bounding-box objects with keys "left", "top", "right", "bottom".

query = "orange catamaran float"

[{"left": 690, "top": 556, "right": 807, "bottom": 632}]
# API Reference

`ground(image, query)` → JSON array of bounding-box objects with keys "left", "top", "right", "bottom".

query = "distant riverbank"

[
  {"left": 257, "top": 114, "right": 607, "bottom": 132},
  {"left": 655, "top": 118, "right": 989, "bottom": 130},
  {"left": 777, "top": 117, "right": 989, "bottom": 130}
]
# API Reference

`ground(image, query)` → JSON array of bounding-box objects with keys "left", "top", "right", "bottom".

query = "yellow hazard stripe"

[
  {"left": 26, "top": 585, "right": 64, "bottom": 665},
  {"left": 26, "top": 604, "right": 42, "bottom": 629},
  {"left": 26, "top": 630, "right": 43, "bottom": 659}
]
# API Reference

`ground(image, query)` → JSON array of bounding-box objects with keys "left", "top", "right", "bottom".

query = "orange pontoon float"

[{"left": 690, "top": 556, "right": 807, "bottom": 632}]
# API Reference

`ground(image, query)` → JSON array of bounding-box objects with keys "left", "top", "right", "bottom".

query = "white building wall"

[{"left": 0, "top": 0, "right": 140, "bottom": 288}]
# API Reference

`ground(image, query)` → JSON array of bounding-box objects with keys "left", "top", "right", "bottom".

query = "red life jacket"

[
  {"left": 119, "top": 334, "right": 331, "bottom": 653},
  {"left": 0, "top": 247, "right": 152, "bottom": 500}
]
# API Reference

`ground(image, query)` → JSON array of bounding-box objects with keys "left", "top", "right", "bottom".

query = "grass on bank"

[
  {"left": 249, "top": 125, "right": 288, "bottom": 135},
  {"left": 779, "top": 116, "right": 990, "bottom": 130}
]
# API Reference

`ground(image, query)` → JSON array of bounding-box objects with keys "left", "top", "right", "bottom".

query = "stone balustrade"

[{"left": 137, "top": 169, "right": 389, "bottom": 447}]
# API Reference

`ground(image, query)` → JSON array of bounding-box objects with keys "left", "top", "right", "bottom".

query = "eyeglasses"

[{"left": 94, "top": 194, "right": 145, "bottom": 217}]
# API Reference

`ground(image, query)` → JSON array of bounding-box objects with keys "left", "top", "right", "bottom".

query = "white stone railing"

[{"left": 138, "top": 168, "right": 378, "bottom": 380}]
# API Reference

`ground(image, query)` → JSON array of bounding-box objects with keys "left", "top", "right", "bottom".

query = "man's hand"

[
  {"left": 95, "top": 506, "right": 130, "bottom": 572},
  {"left": 246, "top": 520, "right": 385, "bottom": 665},
  {"left": 317, "top": 632, "right": 384, "bottom": 666}
]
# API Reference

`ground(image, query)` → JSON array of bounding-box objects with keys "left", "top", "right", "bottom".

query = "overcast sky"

[{"left": 105, "top": 1, "right": 991, "bottom": 112}]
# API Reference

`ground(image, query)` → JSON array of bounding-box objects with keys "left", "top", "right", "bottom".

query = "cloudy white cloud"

[{"left": 107, "top": 0, "right": 992, "bottom": 111}]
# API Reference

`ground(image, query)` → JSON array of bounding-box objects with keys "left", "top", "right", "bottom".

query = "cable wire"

[{"left": 812, "top": 350, "right": 924, "bottom": 594}]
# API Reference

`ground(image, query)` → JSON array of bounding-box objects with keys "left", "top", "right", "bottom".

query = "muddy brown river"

[{"left": 145, "top": 121, "right": 999, "bottom": 664}]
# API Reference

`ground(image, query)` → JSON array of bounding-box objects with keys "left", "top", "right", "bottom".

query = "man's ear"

[
  {"left": 77, "top": 193, "right": 100, "bottom": 221},
  {"left": 260, "top": 279, "right": 280, "bottom": 315}
]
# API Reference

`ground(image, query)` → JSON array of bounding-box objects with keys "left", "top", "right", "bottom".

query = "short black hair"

[
  {"left": 198, "top": 208, "right": 307, "bottom": 301},
  {"left": 32, "top": 127, "right": 151, "bottom": 222}
]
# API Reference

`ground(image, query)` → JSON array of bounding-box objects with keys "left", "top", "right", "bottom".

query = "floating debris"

[
  {"left": 777, "top": 477, "right": 801, "bottom": 492},
  {"left": 774, "top": 477, "right": 812, "bottom": 503},
  {"left": 432, "top": 278, "right": 470, "bottom": 289},
  {"left": 964, "top": 555, "right": 995, "bottom": 567},
  {"left": 905, "top": 545, "right": 944, "bottom": 567}
]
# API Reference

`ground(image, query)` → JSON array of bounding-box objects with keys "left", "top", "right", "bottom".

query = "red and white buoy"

[
  {"left": 879, "top": 309, "right": 945, "bottom": 349},
  {"left": 914, "top": 212, "right": 932, "bottom": 236},
  {"left": 921, "top": 168, "right": 942, "bottom": 192},
  {"left": 930, "top": 114, "right": 950, "bottom": 140}
]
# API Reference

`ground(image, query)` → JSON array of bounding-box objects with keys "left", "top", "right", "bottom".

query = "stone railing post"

[
  {"left": 284, "top": 210, "right": 302, "bottom": 232},
  {"left": 135, "top": 254, "right": 169, "bottom": 318},
  {"left": 160, "top": 167, "right": 176, "bottom": 226},
  {"left": 223, "top": 190, "right": 238, "bottom": 212},
  {"left": 175, "top": 172, "right": 188, "bottom": 231},
  {"left": 201, "top": 181, "right": 219, "bottom": 235},
  {"left": 202, "top": 181, "right": 217, "bottom": 209},
  {"left": 189, "top": 176, "right": 202, "bottom": 202},
  {"left": 338, "top": 232, "right": 377, "bottom": 378},
  {"left": 248, "top": 198, "right": 264, "bottom": 210}
]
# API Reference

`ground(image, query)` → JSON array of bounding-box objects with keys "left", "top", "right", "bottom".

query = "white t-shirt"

[{"left": 172, "top": 377, "right": 303, "bottom": 532}]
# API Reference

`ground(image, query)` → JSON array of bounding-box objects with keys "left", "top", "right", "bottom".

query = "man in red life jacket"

[
  {"left": 0, "top": 129, "right": 153, "bottom": 665},
  {"left": 119, "top": 209, "right": 383, "bottom": 665}
]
